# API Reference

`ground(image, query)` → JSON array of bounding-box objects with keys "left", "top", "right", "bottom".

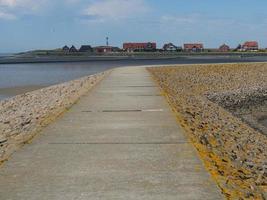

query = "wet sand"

[
  {"left": 260, "top": 117, "right": 267, "bottom": 128},
  {"left": 219, "top": 99, "right": 267, "bottom": 135},
  {"left": 0, "top": 85, "right": 45, "bottom": 100},
  {"left": 238, "top": 110, "right": 267, "bottom": 136}
]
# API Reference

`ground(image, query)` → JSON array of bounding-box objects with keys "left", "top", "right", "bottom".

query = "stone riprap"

[
  {"left": 207, "top": 87, "right": 267, "bottom": 135},
  {"left": 0, "top": 71, "right": 109, "bottom": 163},
  {"left": 207, "top": 87, "right": 267, "bottom": 111},
  {"left": 148, "top": 63, "right": 267, "bottom": 199},
  {"left": 0, "top": 67, "right": 223, "bottom": 200}
]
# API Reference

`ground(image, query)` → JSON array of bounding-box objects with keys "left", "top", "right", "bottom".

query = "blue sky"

[{"left": 0, "top": 0, "right": 267, "bottom": 53}]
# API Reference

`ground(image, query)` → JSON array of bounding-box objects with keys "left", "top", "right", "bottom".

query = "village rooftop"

[{"left": 60, "top": 40, "right": 263, "bottom": 54}]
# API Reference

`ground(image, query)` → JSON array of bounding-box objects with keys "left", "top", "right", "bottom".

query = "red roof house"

[
  {"left": 93, "top": 46, "right": 120, "bottom": 53},
  {"left": 219, "top": 44, "right": 230, "bottom": 52},
  {"left": 242, "top": 41, "right": 259, "bottom": 51},
  {"left": 184, "top": 43, "right": 204, "bottom": 52}
]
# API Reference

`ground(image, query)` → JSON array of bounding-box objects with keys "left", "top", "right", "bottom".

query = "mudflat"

[
  {"left": 260, "top": 117, "right": 267, "bottom": 128},
  {"left": 0, "top": 85, "right": 44, "bottom": 97}
]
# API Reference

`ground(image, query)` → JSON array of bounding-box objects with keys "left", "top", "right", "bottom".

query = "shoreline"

[
  {"left": 0, "top": 70, "right": 109, "bottom": 164},
  {"left": 0, "top": 55, "right": 182, "bottom": 64},
  {"left": 2, "top": 54, "right": 267, "bottom": 65},
  {"left": 1, "top": 61, "right": 267, "bottom": 101},
  {"left": 0, "top": 85, "right": 45, "bottom": 99}
]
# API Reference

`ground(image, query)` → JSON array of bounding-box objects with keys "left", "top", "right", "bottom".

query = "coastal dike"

[
  {"left": 0, "top": 71, "right": 109, "bottom": 163},
  {"left": 148, "top": 63, "right": 267, "bottom": 199},
  {"left": 0, "top": 67, "right": 223, "bottom": 200}
]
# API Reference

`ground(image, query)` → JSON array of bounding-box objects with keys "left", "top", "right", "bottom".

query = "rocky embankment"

[
  {"left": 0, "top": 71, "right": 109, "bottom": 163},
  {"left": 207, "top": 87, "right": 267, "bottom": 111},
  {"left": 148, "top": 63, "right": 267, "bottom": 199},
  {"left": 207, "top": 87, "right": 267, "bottom": 135}
]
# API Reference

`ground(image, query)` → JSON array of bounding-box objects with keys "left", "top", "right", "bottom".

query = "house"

[
  {"left": 69, "top": 45, "right": 78, "bottom": 53},
  {"left": 176, "top": 46, "right": 183, "bottom": 52},
  {"left": 163, "top": 43, "right": 179, "bottom": 51},
  {"left": 62, "top": 45, "right": 70, "bottom": 53},
  {"left": 93, "top": 46, "right": 112, "bottom": 53},
  {"left": 235, "top": 44, "right": 242, "bottom": 51},
  {"left": 111, "top": 47, "right": 121, "bottom": 52},
  {"left": 79, "top": 45, "right": 93, "bottom": 53},
  {"left": 242, "top": 41, "right": 259, "bottom": 51},
  {"left": 93, "top": 46, "right": 120, "bottom": 53},
  {"left": 219, "top": 44, "right": 230, "bottom": 52},
  {"left": 184, "top": 43, "right": 204, "bottom": 52},
  {"left": 123, "top": 42, "right": 157, "bottom": 52}
]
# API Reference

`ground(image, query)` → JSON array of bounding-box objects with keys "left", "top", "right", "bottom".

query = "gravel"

[{"left": 148, "top": 63, "right": 267, "bottom": 199}]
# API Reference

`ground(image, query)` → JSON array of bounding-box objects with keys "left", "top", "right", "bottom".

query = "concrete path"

[{"left": 0, "top": 67, "right": 223, "bottom": 200}]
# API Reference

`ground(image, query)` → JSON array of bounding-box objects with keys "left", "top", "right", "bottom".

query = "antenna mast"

[{"left": 106, "top": 37, "right": 109, "bottom": 46}]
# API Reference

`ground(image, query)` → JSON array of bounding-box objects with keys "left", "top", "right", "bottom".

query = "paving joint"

[{"left": 0, "top": 67, "right": 223, "bottom": 200}]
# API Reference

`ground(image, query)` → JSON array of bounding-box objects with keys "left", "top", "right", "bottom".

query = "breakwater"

[
  {"left": 0, "top": 71, "right": 109, "bottom": 163},
  {"left": 148, "top": 63, "right": 267, "bottom": 199}
]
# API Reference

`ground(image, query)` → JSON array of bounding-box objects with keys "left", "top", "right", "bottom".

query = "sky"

[{"left": 0, "top": 0, "right": 267, "bottom": 53}]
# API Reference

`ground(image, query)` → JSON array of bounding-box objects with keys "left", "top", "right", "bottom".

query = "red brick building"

[
  {"left": 93, "top": 46, "right": 120, "bottom": 53},
  {"left": 242, "top": 41, "right": 259, "bottom": 51},
  {"left": 219, "top": 44, "right": 230, "bottom": 52},
  {"left": 123, "top": 42, "right": 157, "bottom": 52},
  {"left": 184, "top": 43, "right": 204, "bottom": 52},
  {"left": 93, "top": 46, "right": 113, "bottom": 53}
]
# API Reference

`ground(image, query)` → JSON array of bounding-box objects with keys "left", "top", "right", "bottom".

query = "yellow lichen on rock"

[{"left": 148, "top": 63, "right": 267, "bottom": 199}]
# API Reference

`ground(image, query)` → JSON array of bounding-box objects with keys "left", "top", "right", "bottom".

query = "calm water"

[{"left": 1, "top": 56, "right": 267, "bottom": 99}]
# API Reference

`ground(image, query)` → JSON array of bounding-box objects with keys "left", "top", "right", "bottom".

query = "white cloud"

[
  {"left": 0, "top": 0, "right": 48, "bottom": 20},
  {"left": 83, "top": 0, "right": 149, "bottom": 21},
  {"left": 160, "top": 15, "right": 196, "bottom": 24},
  {"left": 0, "top": 0, "right": 16, "bottom": 7},
  {"left": 65, "top": 0, "right": 80, "bottom": 4},
  {"left": 0, "top": 10, "right": 16, "bottom": 19},
  {"left": 0, "top": 0, "right": 41, "bottom": 9},
  {"left": 159, "top": 14, "right": 238, "bottom": 30}
]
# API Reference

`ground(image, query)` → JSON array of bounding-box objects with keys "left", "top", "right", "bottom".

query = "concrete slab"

[{"left": 0, "top": 67, "right": 223, "bottom": 200}]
